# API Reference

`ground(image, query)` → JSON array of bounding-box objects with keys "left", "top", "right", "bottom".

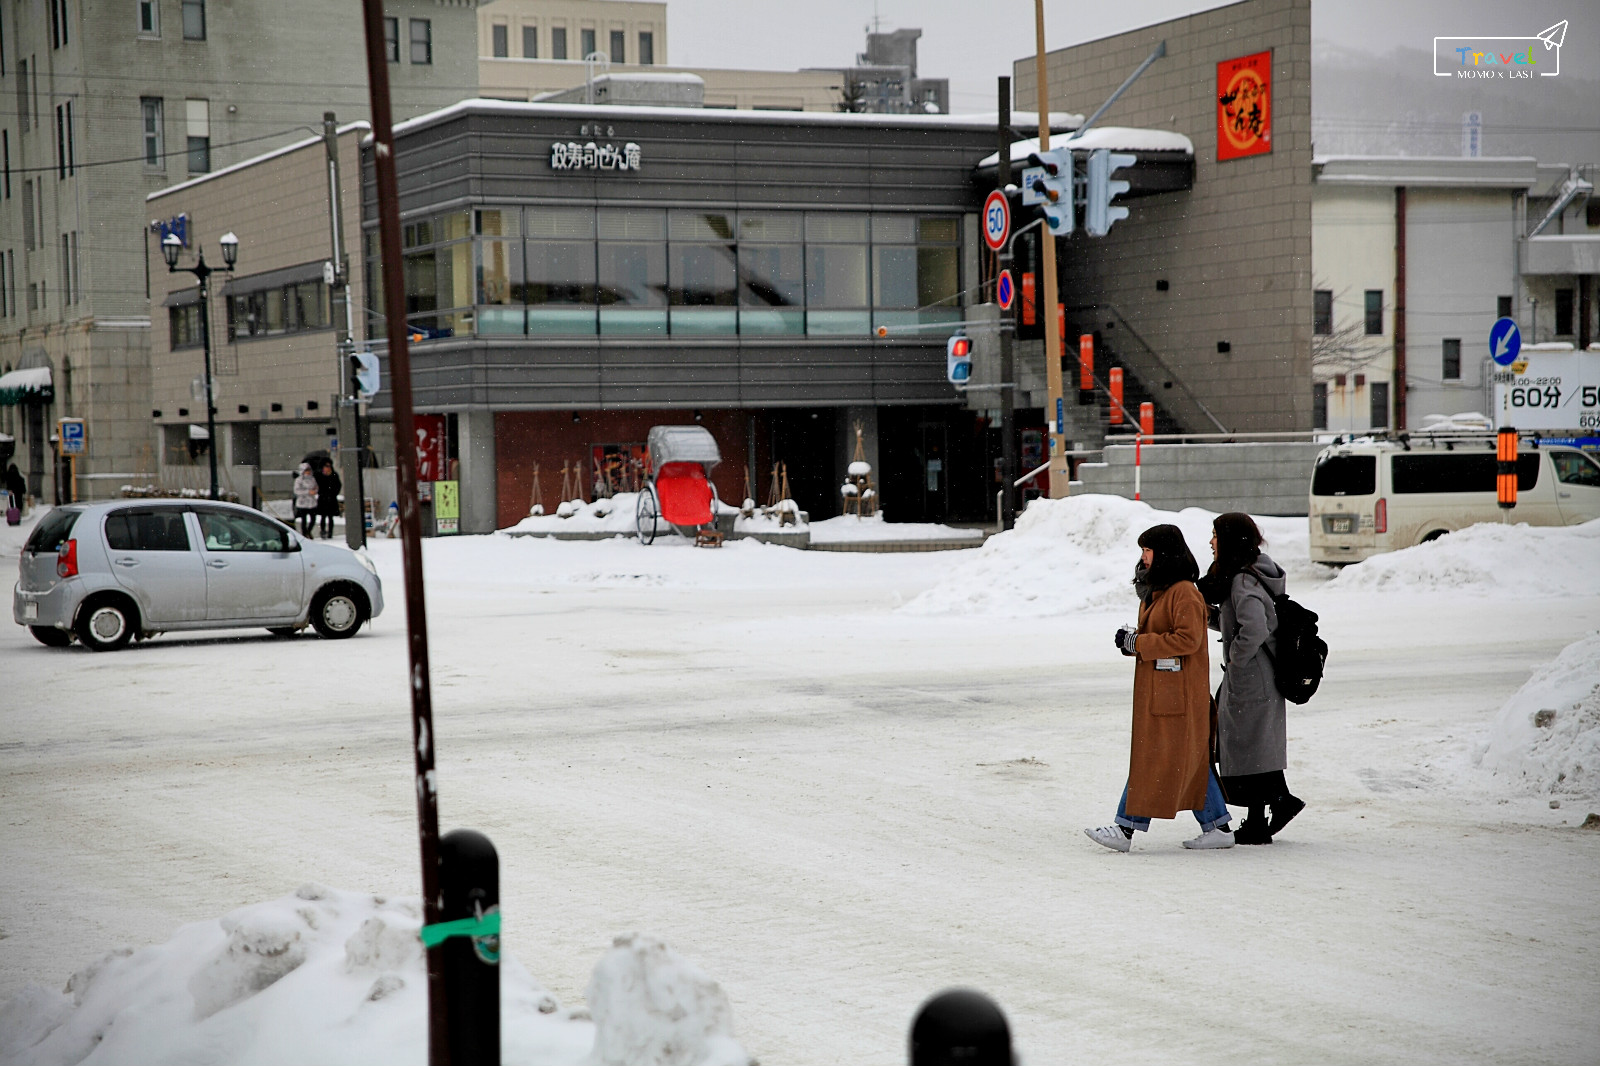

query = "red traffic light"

[
  {"left": 1026, "top": 152, "right": 1059, "bottom": 176},
  {"left": 948, "top": 335, "right": 971, "bottom": 358}
]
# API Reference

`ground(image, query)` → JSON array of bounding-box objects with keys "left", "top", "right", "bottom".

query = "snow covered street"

[{"left": 3, "top": 499, "right": 1598, "bottom": 1065}]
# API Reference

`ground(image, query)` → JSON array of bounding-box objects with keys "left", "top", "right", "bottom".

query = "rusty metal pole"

[
  {"left": 358, "top": 3, "right": 448, "bottom": 1062},
  {"left": 1033, "top": 0, "right": 1068, "bottom": 497}
]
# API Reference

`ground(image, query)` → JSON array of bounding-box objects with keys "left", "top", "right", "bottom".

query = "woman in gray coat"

[{"left": 1199, "top": 512, "right": 1305, "bottom": 844}]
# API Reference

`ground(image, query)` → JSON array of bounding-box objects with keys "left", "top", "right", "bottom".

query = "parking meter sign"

[{"left": 983, "top": 190, "right": 1010, "bottom": 252}]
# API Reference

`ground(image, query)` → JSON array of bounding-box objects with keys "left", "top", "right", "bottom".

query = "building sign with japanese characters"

[
  {"left": 1216, "top": 50, "right": 1272, "bottom": 161},
  {"left": 550, "top": 141, "right": 642, "bottom": 171}
]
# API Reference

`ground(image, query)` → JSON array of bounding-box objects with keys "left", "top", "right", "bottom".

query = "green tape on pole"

[{"left": 419, "top": 911, "right": 501, "bottom": 949}]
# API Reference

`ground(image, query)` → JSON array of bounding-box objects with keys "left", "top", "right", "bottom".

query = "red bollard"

[
  {"left": 1109, "top": 368, "right": 1124, "bottom": 424},
  {"left": 1139, "top": 402, "right": 1154, "bottom": 436}
]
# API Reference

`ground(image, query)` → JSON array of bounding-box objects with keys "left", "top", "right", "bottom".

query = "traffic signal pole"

[
  {"left": 997, "top": 77, "right": 1018, "bottom": 530},
  {"left": 1032, "top": 0, "right": 1069, "bottom": 497}
]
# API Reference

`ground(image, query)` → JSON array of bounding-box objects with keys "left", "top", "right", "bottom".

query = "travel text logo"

[{"left": 1433, "top": 20, "right": 1567, "bottom": 79}]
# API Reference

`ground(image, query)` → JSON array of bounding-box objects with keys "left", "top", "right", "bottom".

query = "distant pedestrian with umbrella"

[
  {"left": 314, "top": 459, "right": 342, "bottom": 539},
  {"left": 292, "top": 462, "right": 318, "bottom": 537}
]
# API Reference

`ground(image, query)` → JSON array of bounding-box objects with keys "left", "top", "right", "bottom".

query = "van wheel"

[
  {"left": 310, "top": 585, "right": 368, "bottom": 639},
  {"left": 76, "top": 596, "right": 137, "bottom": 651},
  {"left": 29, "top": 625, "right": 73, "bottom": 647},
  {"left": 1421, "top": 529, "right": 1449, "bottom": 543}
]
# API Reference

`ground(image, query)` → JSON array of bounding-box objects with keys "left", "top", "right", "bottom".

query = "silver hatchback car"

[{"left": 13, "top": 499, "right": 384, "bottom": 650}]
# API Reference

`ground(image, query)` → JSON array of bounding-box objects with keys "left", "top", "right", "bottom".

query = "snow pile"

[
  {"left": 900, "top": 495, "right": 1312, "bottom": 617},
  {"left": 809, "top": 512, "right": 982, "bottom": 545},
  {"left": 0, "top": 886, "right": 741, "bottom": 1066},
  {"left": 502, "top": 494, "right": 644, "bottom": 535},
  {"left": 1330, "top": 519, "right": 1600, "bottom": 598},
  {"left": 1476, "top": 634, "right": 1600, "bottom": 800},
  {"left": 586, "top": 935, "right": 750, "bottom": 1066}
]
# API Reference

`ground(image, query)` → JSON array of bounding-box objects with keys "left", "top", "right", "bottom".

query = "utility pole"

[
  {"left": 1033, "top": 0, "right": 1069, "bottom": 496},
  {"left": 359, "top": 4, "right": 447, "bottom": 1060},
  {"left": 997, "top": 77, "right": 1018, "bottom": 529},
  {"left": 324, "top": 112, "right": 365, "bottom": 549}
]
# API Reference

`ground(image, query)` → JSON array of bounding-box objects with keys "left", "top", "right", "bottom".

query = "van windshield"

[{"left": 1312, "top": 455, "right": 1376, "bottom": 496}]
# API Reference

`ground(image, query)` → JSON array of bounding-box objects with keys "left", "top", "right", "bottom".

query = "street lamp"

[{"left": 163, "top": 231, "right": 238, "bottom": 500}]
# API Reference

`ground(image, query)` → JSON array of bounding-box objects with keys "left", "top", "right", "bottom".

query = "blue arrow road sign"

[{"left": 1489, "top": 317, "right": 1521, "bottom": 366}]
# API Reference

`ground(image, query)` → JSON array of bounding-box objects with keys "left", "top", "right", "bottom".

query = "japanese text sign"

[{"left": 1217, "top": 51, "right": 1272, "bottom": 161}]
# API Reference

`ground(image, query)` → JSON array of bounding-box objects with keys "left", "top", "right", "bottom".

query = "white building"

[{"left": 1312, "top": 156, "right": 1598, "bottom": 432}]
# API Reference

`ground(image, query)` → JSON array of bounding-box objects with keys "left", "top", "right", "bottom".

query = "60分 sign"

[{"left": 1493, "top": 349, "right": 1600, "bottom": 431}]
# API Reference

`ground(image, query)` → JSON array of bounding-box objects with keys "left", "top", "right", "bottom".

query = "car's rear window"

[
  {"left": 1312, "top": 454, "right": 1376, "bottom": 496},
  {"left": 25, "top": 508, "right": 81, "bottom": 554},
  {"left": 1391, "top": 452, "right": 1539, "bottom": 494}
]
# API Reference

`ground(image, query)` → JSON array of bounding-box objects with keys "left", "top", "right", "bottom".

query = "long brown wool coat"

[{"left": 1125, "top": 581, "right": 1213, "bottom": 819}]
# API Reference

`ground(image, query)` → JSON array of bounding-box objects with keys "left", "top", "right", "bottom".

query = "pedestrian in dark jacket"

[
  {"left": 1085, "top": 524, "right": 1235, "bottom": 853},
  {"left": 1198, "top": 512, "right": 1306, "bottom": 844},
  {"left": 314, "top": 460, "right": 342, "bottom": 539},
  {"left": 4, "top": 462, "right": 26, "bottom": 517}
]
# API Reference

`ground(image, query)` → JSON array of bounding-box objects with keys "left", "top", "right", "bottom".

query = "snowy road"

[{"left": 3, "top": 513, "right": 1598, "bottom": 1065}]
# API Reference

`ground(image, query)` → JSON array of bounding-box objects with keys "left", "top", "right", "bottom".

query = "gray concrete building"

[
  {"left": 1013, "top": 0, "right": 1314, "bottom": 434},
  {"left": 0, "top": 0, "right": 479, "bottom": 504}
]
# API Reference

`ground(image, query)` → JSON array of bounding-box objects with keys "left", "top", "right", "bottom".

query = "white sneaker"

[
  {"left": 1085, "top": 825, "right": 1132, "bottom": 853},
  {"left": 1182, "top": 827, "right": 1236, "bottom": 850}
]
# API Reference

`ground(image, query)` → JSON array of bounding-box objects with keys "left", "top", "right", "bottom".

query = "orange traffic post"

[
  {"left": 1497, "top": 426, "right": 1518, "bottom": 511},
  {"left": 1109, "top": 368, "right": 1124, "bottom": 424},
  {"left": 1078, "top": 334, "right": 1094, "bottom": 391},
  {"left": 1139, "top": 402, "right": 1155, "bottom": 437}
]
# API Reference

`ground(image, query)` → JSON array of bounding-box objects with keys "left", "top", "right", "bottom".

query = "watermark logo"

[{"left": 1434, "top": 20, "right": 1567, "bottom": 79}]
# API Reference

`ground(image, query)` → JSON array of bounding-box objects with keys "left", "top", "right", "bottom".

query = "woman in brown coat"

[{"left": 1085, "top": 524, "right": 1235, "bottom": 852}]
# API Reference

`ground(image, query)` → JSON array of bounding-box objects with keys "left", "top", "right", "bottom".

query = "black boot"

[
  {"left": 1269, "top": 794, "right": 1306, "bottom": 835},
  {"left": 1234, "top": 817, "right": 1273, "bottom": 845}
]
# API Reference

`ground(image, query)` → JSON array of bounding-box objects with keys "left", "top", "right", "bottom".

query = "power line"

[{"left": 3, "top": 125, "right": 318, "bottom": 177}]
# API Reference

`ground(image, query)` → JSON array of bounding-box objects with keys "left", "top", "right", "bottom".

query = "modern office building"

[{"left": 0, "top": 0, "right": 479, "bottom": 503}]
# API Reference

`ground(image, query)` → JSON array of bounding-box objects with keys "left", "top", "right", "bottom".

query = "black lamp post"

[{"left": 163, "top": 231, "right": 237, "bottom": 500}]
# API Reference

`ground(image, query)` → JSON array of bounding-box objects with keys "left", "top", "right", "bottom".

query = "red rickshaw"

[{"left": 636, "top": 425, "right": 723, "bottom": 546}]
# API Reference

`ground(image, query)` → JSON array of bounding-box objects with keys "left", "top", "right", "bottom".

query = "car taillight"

[
  {"left": 57, "top": 539, "right": 78, "bottom": 578},
  {"left": 1374, "top": 498, "right": 1387, "bottom": 534}
]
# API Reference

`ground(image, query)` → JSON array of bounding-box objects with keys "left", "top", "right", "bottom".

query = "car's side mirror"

[{"left": 285, "top": 534, "right": 303, "bottom": 552}]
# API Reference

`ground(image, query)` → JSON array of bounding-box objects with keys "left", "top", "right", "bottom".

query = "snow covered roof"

[
  {"left": 1312, "top": 155, "right": 1538, "bottom": 189},
  {"left": 978, "top": 126, "right": 1195, "bottom": 168},
  {"left": 0, "top": 365, "right": 52, "bottom": 404},
  {"left": 383, "top": 98, "right": 1081, "bottom": 141},
  {"left": 147, "top": 122, "right": 372, "bottom": 202}
]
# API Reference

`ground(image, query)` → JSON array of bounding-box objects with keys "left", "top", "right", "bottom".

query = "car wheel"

[
  {"left": 29, "top": 625, "right": 73, "bottom": 647},
  {"left": 76, "top": 597, "right": 136, "bottom": 652},
  {"left": 309, "top": 585, "right": 368, "bottom": 639},
  {"left": 267, "top": 626, "right": 300, "bottom": 638}
]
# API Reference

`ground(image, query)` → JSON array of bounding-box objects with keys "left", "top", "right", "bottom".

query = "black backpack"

[{"left": 1252, "top": 569, "right": 1327, "bottom": 705}]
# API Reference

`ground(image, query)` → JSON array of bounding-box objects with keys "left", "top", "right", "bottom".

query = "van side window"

[
  {"left": 1311, "top": 455, "right": 1375, "bottom": 496},
  {"left": 105, "top": 509, "right": 191, "bottom": 551},
  {"left": 1552, "top": 451, "right": 1600, "bottom": 487},
  {"left": 1391, "top": 453, "right": 1539, "bottom": 493}
]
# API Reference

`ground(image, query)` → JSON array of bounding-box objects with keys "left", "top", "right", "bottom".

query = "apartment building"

[{"left": 0, "top": 0, "right": 478, "bottom": 502}]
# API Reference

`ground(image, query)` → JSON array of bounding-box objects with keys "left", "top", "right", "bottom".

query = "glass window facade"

[{"left": 369, "top": 207, "right": 964, "bottom": 340}]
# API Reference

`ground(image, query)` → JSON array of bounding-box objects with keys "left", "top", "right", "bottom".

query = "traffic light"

[
  {"left": 1085, "top": 149, "right": 1136, "bottom": 237},
  {"left": 946, "top": 333, "right": 973, "bottom": 386},
  {"left": 1025, "top": 149, "right": 1073, "bottom": 235}
]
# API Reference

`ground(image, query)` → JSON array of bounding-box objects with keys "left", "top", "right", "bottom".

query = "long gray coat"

[{"left": 1213, "top": 553, "right": 1288, "bottom": 776}]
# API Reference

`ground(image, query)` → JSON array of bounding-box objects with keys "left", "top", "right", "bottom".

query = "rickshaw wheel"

[{"left": 636, "top": 484, "right": 661, "bottom": 545}]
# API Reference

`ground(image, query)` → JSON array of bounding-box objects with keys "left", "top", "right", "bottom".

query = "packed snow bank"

[
  {"left": 501, "top": 494, "right": 648, "bottom": 535},
  {"left": 900, "top": 495, "right": 1314, "bottom": 617},
  {"left": 809, "top": 513, "right": 982, "bottom": 545},
  {"left": 1329, "top": 519, "right": 1600, "bottom": 598},
  {"left": 0, "top": 886, "right": 747, "bottom": 1066},
  {"left": 587, "top": 935, "right": 748, "bottom": 1066},
  {"left": 1476, "top": 634, "right": 1600, "bottom": 800}
]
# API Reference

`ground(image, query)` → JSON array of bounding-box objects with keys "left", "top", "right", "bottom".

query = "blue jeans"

[{"left": 1115, "top": 770, "right": 1231, "bottom": 833}]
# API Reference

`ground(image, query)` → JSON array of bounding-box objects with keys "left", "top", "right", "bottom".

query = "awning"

[
  {"left": 0, "top": 366, "right": 53, "bottom": 405},
  {"left": 189, "top": 424, "right": 210, "bottom": 440},
  {"left": 221, "top": 260, "right": 327, "bottom": 297},
  {"left": 162, "top": 286, "right": 201, "bottom": 308}
]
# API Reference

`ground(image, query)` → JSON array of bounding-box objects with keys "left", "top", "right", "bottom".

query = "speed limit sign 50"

[{"left": 982, "top": 190, "right": 1010, "bottom": 252}]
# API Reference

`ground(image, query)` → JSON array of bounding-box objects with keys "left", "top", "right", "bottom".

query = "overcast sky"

[{"left": 663, "top": 0, "right": 1597, "bottom": 114}]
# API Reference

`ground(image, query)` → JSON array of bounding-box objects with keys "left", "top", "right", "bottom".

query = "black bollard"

[
  {"left": 909, "top": 988, "right": 1012, "bottom": 1066},
  {"left": 438, "top": 829, "right": 500, "bottom": 1066}
]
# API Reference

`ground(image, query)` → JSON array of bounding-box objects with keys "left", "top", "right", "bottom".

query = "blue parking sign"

[{"left": 59, "top": 418, "right": 86, "bottom": 456}]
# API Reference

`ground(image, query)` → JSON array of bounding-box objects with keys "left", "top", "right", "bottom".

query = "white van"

[{"left": 1308, "top": 437, "right": 1600, "bottom": 564}]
